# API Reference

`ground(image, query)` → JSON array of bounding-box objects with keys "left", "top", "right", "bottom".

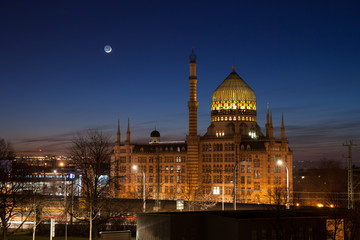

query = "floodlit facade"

[{"left": 110, "top": 50, "right": 293, "bottom": 206}]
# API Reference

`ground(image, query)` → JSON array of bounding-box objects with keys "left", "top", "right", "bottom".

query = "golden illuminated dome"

[
  {"left": 212, "top": 66, "right": 256, "bottom": 103},
  {"left": 211, "top": 66, "right": 256, "bottom": 113}
]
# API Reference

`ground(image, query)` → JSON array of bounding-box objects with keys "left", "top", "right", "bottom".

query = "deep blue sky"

[{"left": 1, "top": 0, "right": 359, "bottom": 166}]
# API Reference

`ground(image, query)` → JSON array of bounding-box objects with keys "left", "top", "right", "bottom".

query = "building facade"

[{"left": 111, "top": 50, "right": 293, "bottom": 206}]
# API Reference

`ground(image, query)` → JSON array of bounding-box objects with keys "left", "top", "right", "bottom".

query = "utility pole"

[
  {"left": 344, "top": 141, "right": 356, "bottom": 210},
  {"left": 155, "top": 147, "right": 160, "bottom": 211},
  {"left": 234, "top": 145, "right": 238, "bottom": 210}
]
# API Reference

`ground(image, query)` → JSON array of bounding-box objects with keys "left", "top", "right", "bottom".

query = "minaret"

[
  {"left": 116, "top": 120, "right": 121, "bottom": 146},
  {"left": 281, "top": 113, "right": 285, "bottom": 139},
  {"left": 188, "top": 47, "right": 198, "bottom": 136},
  {"left": 126, "top": 118, "right": 130, "bottom": 144},
  {"left": 265, "top": 103, "right": 270, "bottom": 137},
  {"left": 269, "top": 111, "right": 274, "bottom": 138},
  {"left": 186, "top": 47, "right": 200, "bottom": 199}
]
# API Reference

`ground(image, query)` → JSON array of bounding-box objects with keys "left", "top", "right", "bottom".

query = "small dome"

[
  {"left": 150, "top": 130, "right": 160, "bottom": 138},
  {"left": 212, "top": 66, "right": 256, "bottom": 103}
]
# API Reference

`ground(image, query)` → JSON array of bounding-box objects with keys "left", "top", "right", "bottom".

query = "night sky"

[{"left": 1, "top": 0, "right": 359, "bottom": 166}]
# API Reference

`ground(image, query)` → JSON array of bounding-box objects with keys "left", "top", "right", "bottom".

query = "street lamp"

[
  {"left": 277, "top": 160, "right": 290, "bottom": 209},
  {"left": 132, "top": 165, "right": 146, "bottom": 213},
  {"left": 233, "top": 161, "right": 240, "bottom": 210},
  {"left": 64, "top": 174, "right": 68, "bottom": 240}
]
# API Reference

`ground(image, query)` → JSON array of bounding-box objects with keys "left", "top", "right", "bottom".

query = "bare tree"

[
  {"left": 0, "top": 139, "right": 29, "bottom": 240},
  {"left": 70, "top": 130, "right": 112, "bottom": 240},
  {"left": 182, "top": 182, "right": 216, "bottom": 211},
  {"left": 0, "top": 139, "right": 15, "bottom": 160},
  {"left": 267, "top": 186, "right": 287, "bottom": 209},
  {"left": 30, "top": 192, "right": 51, "bottom": 240}
]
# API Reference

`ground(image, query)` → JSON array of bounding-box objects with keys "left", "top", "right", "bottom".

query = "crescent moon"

[{"left": 104, "top": 45, "right": 112, "bottom": 53}]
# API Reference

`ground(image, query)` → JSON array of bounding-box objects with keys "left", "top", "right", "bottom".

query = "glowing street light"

[
  {"left": 277, "top": 160, "right": 290, "bottom": 209},
  {"left": 132, "top": 165, "right": 146, "bottom": 213}
]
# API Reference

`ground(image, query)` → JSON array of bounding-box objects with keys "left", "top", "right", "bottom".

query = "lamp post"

[
  {"left": 277, "top": 160, "right": 290, "bottom": 209},
  {"left": 222, "top": 168, "right": 224, "bottom": 211},
  {"left": 64, "top": 174, "right": 68, "bottom": 240},
  {"left": 132, "top": 165, "right": 146, "bottom": 213},
  {"left": 233, "top": 144, "right": 240, "bottom": 210}
]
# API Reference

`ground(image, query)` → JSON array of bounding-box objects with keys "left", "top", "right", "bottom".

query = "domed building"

[
  {"left": 111, "top": 50, "right": 293, "bottom": 209},
  {"left": 205, "top": 65, "right": 262, "bottom": 139}
]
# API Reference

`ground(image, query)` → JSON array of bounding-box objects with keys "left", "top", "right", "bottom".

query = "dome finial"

[
  {"left": 189, "top": 46, "right": 197, "bottom": 62},
  {"left": 232, "top": 65, "right": 236, "bottom": 72}
]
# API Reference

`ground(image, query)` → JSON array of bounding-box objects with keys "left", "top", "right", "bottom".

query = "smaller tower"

[
  {"left": 116, "top": 120, "right": 121, "bottom": 146},
  {"left": 265, "top": 103, "right": 270, "bottom": 137},
  {"left": 126, "top": 118, "right": 130, "bottom": 145},
  {"left": 269, "top": 111, "right": 274, "bottom": 138},
  {"left": 281, "top": 113, "right": 285, "bottom": 139}
]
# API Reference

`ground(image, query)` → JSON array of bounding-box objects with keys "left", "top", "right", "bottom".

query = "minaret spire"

[
  {"left": 188, "top": 47, "right": 198, "bottom": 136},
  {"left": 186, "top": 47, "right": 200, "bottom": 200},
  {"left": 281, "top": 112, "right": 285, "bottom": 139},
  {"left": 269, "top": 111, "right": 274, "bottom": 138},
  {"left": 116, "top": 119, "right": 121, "bottom": 146},
  {"left": 267, "top": 103, "right": 270, "bottom": 124},
  {"left": 126, "top": 118, "right": 130, "bottom": 144},
  {"left": 266, "top": 103, "right": 270, "bottom": 137}
]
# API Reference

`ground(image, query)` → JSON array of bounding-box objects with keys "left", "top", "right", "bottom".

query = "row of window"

[
  {"left": 139, "top": 146, "right": 186, "bottom": 152},
  {"left": 134, "top": 185, "right": 186, "bottom": 194},
  {"left": 200, "top": 164, "right": 282, "bottom": 175},
  {"left": 202, "top": 154, "right": 238, "bottom": 162},
  {"left": 202, "top": 143, "right": 255, "bottom": 152},
  {"left": 202, "top": 143, "right": 235, "bottom": 152},
  {"left": 202, "top": 155, "right": 258, "bottom": 164},
  {"left": 134, "top": 156, "right": 186, "bottom": 164},
  {"left": 212, "top": 116, "right": 256, "bottom": 122}
]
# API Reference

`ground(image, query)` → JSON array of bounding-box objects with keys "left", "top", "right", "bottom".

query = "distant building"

[
  {"left": 9, "top": 156, "right": 81, "bottom": 196},
  {"left": 111, "top": 49, "right": 293, "bottom": 206}
]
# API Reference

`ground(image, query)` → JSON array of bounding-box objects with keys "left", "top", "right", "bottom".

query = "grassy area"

[{"left": 6, "top": 231, "right": 136, "bottom": 240}]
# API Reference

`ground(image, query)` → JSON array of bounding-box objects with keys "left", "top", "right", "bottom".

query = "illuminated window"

[
  {"left": 242, "top": 117, "right": 245, "bottom": 120},
  {"left": 221, "top": 117, "right": 224, "bottom": 121},
  {"left": 213, "top": 186, "right": 220, "bottom": 195},
  {"left": 225, "top": 117, "right": 228, "bottom": 121},
  {"left": 229, "top": 116, "right": 232, "bottom": 121},
  {"left": 246, "top": 117, "right": 248, "bottom": 121},
  {"left": 249, "top": 131, "right": 257, "bottom": 139},
  {"left": 254, "top": 170, "right": 260, "bottom": 179}
]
